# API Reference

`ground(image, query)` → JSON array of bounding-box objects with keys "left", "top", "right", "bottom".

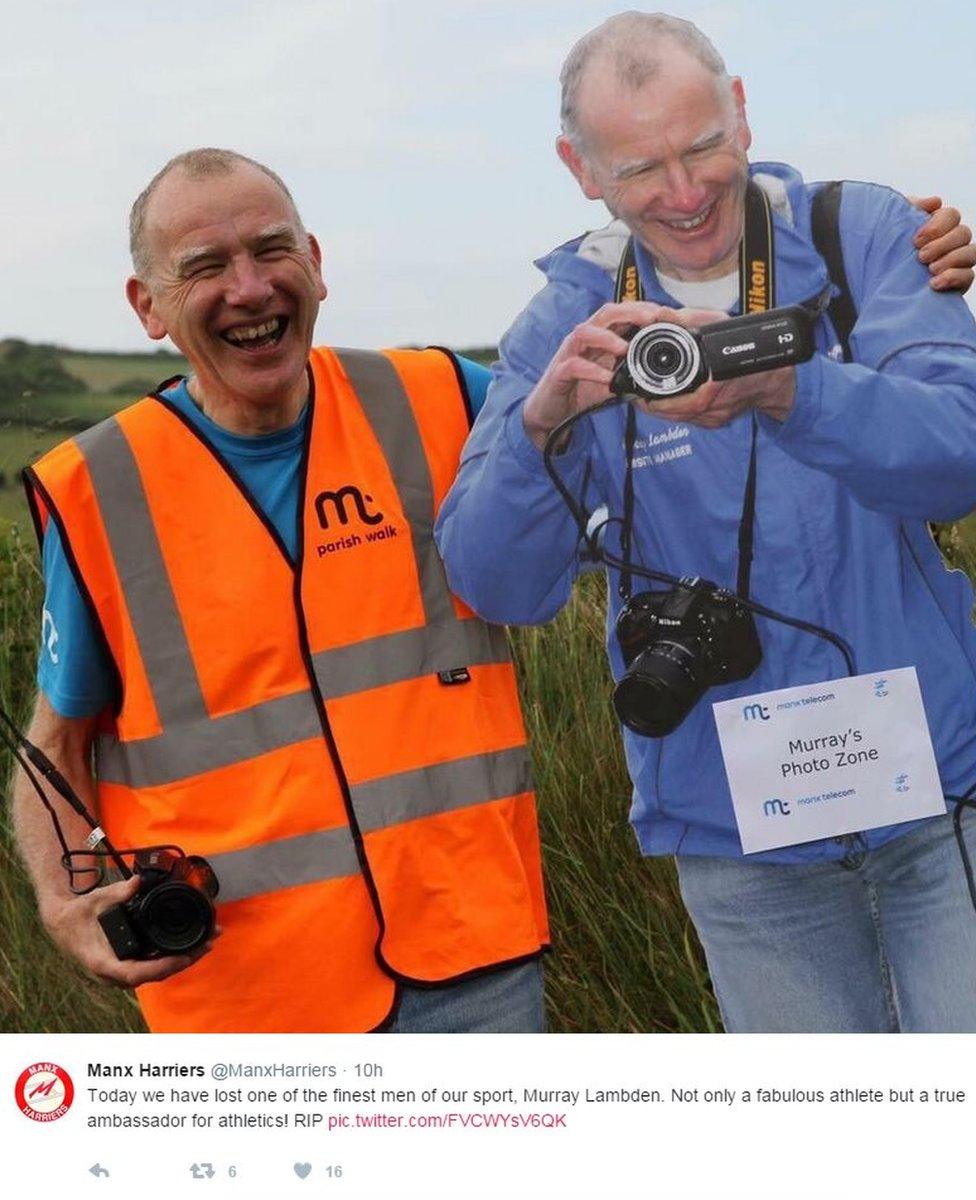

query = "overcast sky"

[{"left": 2, "top": 0, "right": 974, "bottom": 353}]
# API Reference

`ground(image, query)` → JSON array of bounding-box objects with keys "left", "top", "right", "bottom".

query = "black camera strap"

[
  {"left": 0, "top": 701, "right": 132, "bottom": 884},
  {"left": 613, "top": 181, "right": 775, "bottom": 602},
  {"left": 614, "top": 235, "right": 642, "bottom": 304},
  {"left": 809, "top": 181, "right": 857, "bottom": 363},
  {"left": 734, "top": 182, "right": 776, "bottom": 600}
]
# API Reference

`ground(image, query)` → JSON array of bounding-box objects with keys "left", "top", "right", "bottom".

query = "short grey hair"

[
  {"left": 560, "top": 12, "right": 730, "bottom": 148},
  {"left": 129, "top": 148, "right": 303, "bottom": 279}
]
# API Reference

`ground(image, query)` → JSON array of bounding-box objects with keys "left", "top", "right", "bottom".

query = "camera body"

[
  {"left": 613, "top": 579, "right": 762, "bottom": 737},
  {"left": 611, "top": 304, "right": 817, "bottom": 402},
  {"left": 98, "top": 848, "right": 219, "bottom": 960}
]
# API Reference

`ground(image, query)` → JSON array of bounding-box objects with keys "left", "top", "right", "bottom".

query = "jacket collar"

[{"left": 538, "top": 162, "right": 832, "bottom": 312}]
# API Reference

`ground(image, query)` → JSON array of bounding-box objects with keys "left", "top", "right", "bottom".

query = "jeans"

[
  {"left": 389, "top": 959, "right": 546, "bottom": 1033},
  {"left": 676, "top": 811, "right": 976, "bottom": 1032}
]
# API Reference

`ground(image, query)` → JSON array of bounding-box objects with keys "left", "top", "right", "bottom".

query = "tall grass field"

[{"left": 1, "top": 344, "right": 975, "bottom": 1033}]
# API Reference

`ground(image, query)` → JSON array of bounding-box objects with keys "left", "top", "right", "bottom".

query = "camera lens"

[
  {"left": 627, "top": 323, "right": 701, "bottom": 397},
  {"left": 613, "top": 640, "right": 706, "bottom": 737},
  {"left": 140, "top": 882, "right": 214, "bottom": 953},
  {"left": 647, "top": 341, "right": 683, "bottom": 376}
]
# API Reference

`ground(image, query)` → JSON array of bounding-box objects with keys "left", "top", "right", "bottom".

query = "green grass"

[
  {"left": 0, "top": 424, "right": 70, "bottom": 530},
  {"left": 1, "top": 391, "right": 122, "bottom": 426},
  {"left": 511, "top": 575, "right": 720, "bottom": 1032},
  {"left": 59, "top": 350, "right": 187, "bottom": 392},
  {"left": 935, "top": 514, "right": 976, "bottom": 576},
  {"left": 0, "top": 424, "right": 76, "bottom": 533},
  {"left": 0, "top": 423, "right": 68, "bottom": 470}
]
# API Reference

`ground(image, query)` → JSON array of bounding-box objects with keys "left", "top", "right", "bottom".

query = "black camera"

[
  {"left": 613, "top": 579, "right": 762, "bottom": 737},
  {"left": 611, "top": 304, "right": 817, "bottom": 402},
  {"left": 98, "top": 848, "right": 219, "bottom": 960}
]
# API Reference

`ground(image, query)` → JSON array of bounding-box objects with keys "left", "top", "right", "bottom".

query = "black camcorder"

[
  {"left": 613, "top": 579, "right": 762, "bottom": 737},
  {"left": 611, "top": 303, "right": 817, "bottom": 402},
  {"left": 98, "top": 847, "right": 219, "bottom": 960}
]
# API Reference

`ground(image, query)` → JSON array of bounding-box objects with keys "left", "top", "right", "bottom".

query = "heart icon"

[{"left": 294, "top": 1163, "right": 312, "bottom": 1180}]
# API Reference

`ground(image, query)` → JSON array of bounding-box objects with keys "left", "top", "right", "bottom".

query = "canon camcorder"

[{"left": 611, "top": 303, "right": 817, "bottom": 402}]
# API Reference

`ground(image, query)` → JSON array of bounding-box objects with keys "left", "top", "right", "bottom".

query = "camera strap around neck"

[{"left": 613, "top": 179, "right": 775, "bottom": 602}]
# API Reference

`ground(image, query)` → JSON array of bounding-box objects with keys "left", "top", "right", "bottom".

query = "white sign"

[{"left": 712, "top": 667, "right": 946, "bottom": 854}]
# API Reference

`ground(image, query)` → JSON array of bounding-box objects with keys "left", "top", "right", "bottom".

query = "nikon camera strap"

[
  {"left": 613, "top": 181, "right": 776, "bottom": 310},
  {"left": 613, "top": 180, "right": 776, "bottom": 601}
]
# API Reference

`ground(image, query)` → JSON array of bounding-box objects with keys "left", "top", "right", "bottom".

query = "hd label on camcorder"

[{"left": 712, "top": 667, "right": 945, "bottom": 854}]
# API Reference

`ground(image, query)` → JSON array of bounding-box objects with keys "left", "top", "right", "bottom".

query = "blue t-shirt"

[{"left": 38, "top": 355, "right": 491, "bottom": 717}]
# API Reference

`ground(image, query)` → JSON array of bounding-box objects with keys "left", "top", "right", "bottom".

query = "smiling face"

[
  {"left": 558, "top": 49, "right": 751, "bottom": 281},
  {"left": 126, "top": 162, "right": 327, "bottom": 431}
]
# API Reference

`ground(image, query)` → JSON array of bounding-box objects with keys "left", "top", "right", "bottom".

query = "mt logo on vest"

[{"left": 314, "top": 485, "right": 384, "bottom": 529}]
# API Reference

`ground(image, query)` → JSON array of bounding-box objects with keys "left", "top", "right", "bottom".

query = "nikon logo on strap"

[
  {"left": 738, "top": 182, "right": 775, "bottom": 314},
  {"left": 621, "top": 263, "right": 640, "bottom": 303},
  {"left": 746, "top": 258, "right": 769, "bottom": 313}
]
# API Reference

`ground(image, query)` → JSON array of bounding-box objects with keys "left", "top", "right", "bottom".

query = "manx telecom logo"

[{"left": 14, "top": 1062, "right": 74, "bottom": 1122}]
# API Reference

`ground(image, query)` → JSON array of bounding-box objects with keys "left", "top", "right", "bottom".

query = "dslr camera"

[
  {"left": 98, "top": 847, "right": 219, "bottom": 960},
  {"left": 611, "top": 303, "right": 817, "bottom": 402},
  {"left": 614, "top": 579, "right": 762, "bottom": 737}
]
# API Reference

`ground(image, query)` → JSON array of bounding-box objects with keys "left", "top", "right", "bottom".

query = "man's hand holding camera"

[
  {"left": 638, "top": 306, "right": 796, "bottom": 429},
  {"left": 521, "top": 300, "right": 795, "bottom": 448},
  {"left": 41, "top": 873, "right": 216, "bottom": 989},
  {"left": 522, "top": 300, "right": 667, "bottom": 448}
]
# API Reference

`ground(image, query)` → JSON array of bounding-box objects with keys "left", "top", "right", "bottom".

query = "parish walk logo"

[
  {"left": 313, "top": 483, "right": 398, "bottom": 559},
  {"left": 314, "top": 484, "right": 384, "bottom": 530}
]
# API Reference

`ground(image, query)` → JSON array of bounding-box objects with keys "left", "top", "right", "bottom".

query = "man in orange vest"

[{"left": 12, "top": 149, "right": 549, "bottom": 1033}]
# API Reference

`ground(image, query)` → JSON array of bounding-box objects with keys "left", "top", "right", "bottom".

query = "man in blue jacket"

[{"left": 435, "top": 12, "right": 976, "bottom": 1031}]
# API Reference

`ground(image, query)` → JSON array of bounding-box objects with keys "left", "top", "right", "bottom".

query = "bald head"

[
  {"left": 129, "top": 148, "right": 303, "bottom": 279},
  {"left": 560, "top": 11, "right": 730, "bottom": 149}
]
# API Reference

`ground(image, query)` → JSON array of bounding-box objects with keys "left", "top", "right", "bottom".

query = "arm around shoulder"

[{"left": 763, "top": 185, "right": 976, "bottom": 519}]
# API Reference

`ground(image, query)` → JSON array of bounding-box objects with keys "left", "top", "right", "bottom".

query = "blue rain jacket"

[{"left": 435, "top": 162, "right": 976, "bottom": 864}]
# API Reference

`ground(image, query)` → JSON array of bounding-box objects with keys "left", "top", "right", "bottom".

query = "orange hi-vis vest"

[{"left": 27, "top": 347, "right": 549, "bottom": 1032}]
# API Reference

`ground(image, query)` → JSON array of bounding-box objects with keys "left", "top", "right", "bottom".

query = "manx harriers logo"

[{"left": 15, "top": 1062, "right": 74, "bottom": 1122}]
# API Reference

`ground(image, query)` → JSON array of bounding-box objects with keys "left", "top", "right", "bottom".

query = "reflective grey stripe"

[
  {"left": 206, "top": 827, "right": 362, "bottom": 904},
  {"left": 188, "top": 747, "right": 532, "bottom": 903},
  {"left": 94, "top": 620, "right": 513, "bottom": 784},
  {"left": 312, "top": 619, "right": 510, "bottom": 700},
  {"left": 76, "top": 419, "right": 207, "bottom": 727},
  {"left": 352, "top": 746, "right": 534, "bottom": 834},
  {"left": 95, "top": 687, "right": 323, "bottom": 787},
  {"left": 333, "top": 350, "right": 455, "bottom": 630}
]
